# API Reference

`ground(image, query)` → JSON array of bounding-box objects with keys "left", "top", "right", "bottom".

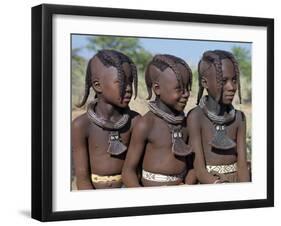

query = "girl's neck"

[
  {"left": 206, "top": 95, "right": 228, "bottom": 115},
  {"left": 95, "top": 98, "right": 123, "bottom": 121},
  {"left": 155, "top": 97, "right": 180, "bottom": 116}
]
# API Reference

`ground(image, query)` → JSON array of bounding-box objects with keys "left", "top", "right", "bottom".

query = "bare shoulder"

[
  {"left": 133, "top": 111, "right": 154, "bottom": 135},
  {"left": 186, "top": 106, "right": 202, "bottom": 125},
  {"left": 129, "top": 110, "right": 141, "bottom": 126},
  {"left": 235, "top": 110, "right": 247, "bottom": 124},
  {"left": 72, "top": 113, "right": 89, "bottom": 134}
]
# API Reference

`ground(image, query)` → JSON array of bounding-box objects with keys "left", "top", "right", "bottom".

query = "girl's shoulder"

[
  {"left": 235, "top": 110, "right": 246, "bottom": 122},
  {"left": 186, "top": 106, "right": 203, "bottom": 121},
  {"left": 72, "top": 112, "right": 89, "bottom": 131}
]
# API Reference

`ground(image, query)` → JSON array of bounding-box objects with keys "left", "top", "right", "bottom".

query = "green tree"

[
  {"left": 231, "top": 46, "right": 252, "bottom": 103},
  {"left": 72, "top": 48, "right": 87, "bottom": 109},
  {"left": 231, "top": 46, "right": 252, "bottom": 158}
]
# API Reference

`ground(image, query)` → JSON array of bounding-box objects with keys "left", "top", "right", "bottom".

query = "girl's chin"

[
  {"left": 222, "top": 99, "right": 233, "bottom": 105},
  {"left": 177, "top": 103, "right": 186, "bottom": 109},
  {"left": 118, "top": 102, "right": 130, "bottom": 108}
]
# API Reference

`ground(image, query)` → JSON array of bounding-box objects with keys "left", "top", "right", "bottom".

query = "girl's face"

[
  {"left": 99, "top": 63, "right": 133, "bottom": 108},
  {"left": 156, "top": 64, "right": 190, "bottom": 112},
  {"left": 203, "top": 58, "right": 237, "bottom": 105},
  {"left": 220, "top": 59, "right": 237, "bottom": 105}
]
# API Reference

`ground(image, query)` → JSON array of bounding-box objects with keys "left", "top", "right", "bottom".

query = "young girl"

[
  {"left": 122, "top": 54, "right": 197, "bottom": 187},
  {"left": 72, "top": 49, "right": 140, "bottom": 189},
  {"left": 188, "top": 50, "right": 250, "bottom": 183}
]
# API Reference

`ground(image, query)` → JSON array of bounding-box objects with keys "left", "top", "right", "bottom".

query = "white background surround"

[{"left": 0, "top": 0, "right": 279, "bottom": 226}]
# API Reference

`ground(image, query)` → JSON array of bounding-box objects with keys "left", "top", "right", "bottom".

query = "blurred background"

[{"left": 71, "top": 34, "right": 252, "bottom": 166}]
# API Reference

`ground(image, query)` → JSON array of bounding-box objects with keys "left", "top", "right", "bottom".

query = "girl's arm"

[
  {"left": 236, "top": 111, "right": 250, "bottom": 182},
  {"left": 122, "top": 117, "right": 149, "bottom": 187},
  {"left": 72, "top": 115, "right": 94, "bottom": 189},
  {"left": 187, "top": 110, "right": 219, "bottom": 184}
]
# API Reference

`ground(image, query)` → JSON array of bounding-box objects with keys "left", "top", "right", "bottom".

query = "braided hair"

[
  {"left": 145, "top": 54, "right": 193, "bottom": 100},
  {"left": 197, "top": 50, "right": 241, "bottom": 105},
  {"left": 77, "top": 49, "right": 138, "bottom": 107}
]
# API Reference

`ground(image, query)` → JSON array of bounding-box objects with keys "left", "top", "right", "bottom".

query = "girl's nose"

[
  {"left": 225, "top": 80, "right": 237, "bottom": 91},
  {"left": 125, "top": 83, "right": 132, "bottom": 92},
  {"left": 182, "top": 89, "right": 190, "bottom": 98}
]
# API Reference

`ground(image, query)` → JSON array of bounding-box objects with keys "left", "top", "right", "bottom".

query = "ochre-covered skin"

[
  {"left": 188, "top": 50, "right": 250, "bottom": 184},
  {"left": 122, "top": 54, "right": 197, "bottom": 187},
  {"left": 72, "top": 50, "right": 140, "bottom": 189}
]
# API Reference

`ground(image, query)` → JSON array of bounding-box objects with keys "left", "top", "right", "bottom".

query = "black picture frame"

[{"left": 31, "top": 3, "right": 274, "bottom": 222}]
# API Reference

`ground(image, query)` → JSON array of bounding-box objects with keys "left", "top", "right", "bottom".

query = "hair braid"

[
  {"left": 129, "top": 61, "right": 138, "bottom": 99},
  {"left": 76, "top": 58, "right": 93, "bottom": 107},
  {"left": 145, "top": 54, "right": 192, "bottom": 100},
  {"left": 155, "top": 55, "right": 182, "bottom": 89},
  {"left": 110, "top": 53, "right": 127, "bottom": 99},
  {"left": 145, "top": 61, "right": 154, "bottom": 100},
  {"left": 197, "top": 51, "right": 224, "bottom": 104},
  {"left": 197, "top": 60, "right": 205, "bottom": 104},
  {"left": 197, "top": 50, "right": 241, "bottom": 104},
  {"left": 162, "top": 54, "right": 193, "bottom": 91},
  {"left": 224, "top": 52, "right": 241, "bottom": 103},
  {"left": 77, "top": 49, "right": 138, "bottom": 107},
  {"left": 212, "top": 55, "right": 224, "bottom": 102},
  {"left": 120, "top": 53, "right": 138, "bottom": 99}
]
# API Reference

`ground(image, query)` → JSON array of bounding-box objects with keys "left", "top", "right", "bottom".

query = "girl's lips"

[
  {"left": 178, "top": 102, "right": 186, "bottom": 106},
  {"left": 225, "top": 92, "right": 235, "bottom": 97},
  {"left": 122, "top": 97, "right": 131, "bottom": 103},
  {"left": 178, "top": 99, "right": 187, "bottom": 105}
]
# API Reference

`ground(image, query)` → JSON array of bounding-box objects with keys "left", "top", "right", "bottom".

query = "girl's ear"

[
  {"left": 201, "top": 77, "right": 208, "bottom": 89},
  {"left": 152, "top": 82, "right": 160, "bottom": 96},
  {"left": 92, "top": 80, "right": 102, "bottom": 93}
]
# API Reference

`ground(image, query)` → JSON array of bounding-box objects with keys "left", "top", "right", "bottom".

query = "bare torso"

[
  {"left": 73, "top": 111, "right": 139, "bottom": 189},
  {"left": 194, "top": 106, "right": 239, "bottom": 165},
  {"left": 88, "top": 123, "right": 130, "bottom": 175},
  {"left": 141, "top": 111, "right": 188, "bottom": 186}
]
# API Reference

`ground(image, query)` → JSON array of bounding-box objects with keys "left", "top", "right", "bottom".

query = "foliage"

[
  {"left": 72, "top": 48, "right": 87, "bottom": 108},
  {"left": 231, "top": 46, "right": 251, "bottom": 79},
  {"left": 231, "top": 46, "right": 252, "bottom": 103},
  {"left": 231, "top": 46, "right": 252, "bottom": 158}
]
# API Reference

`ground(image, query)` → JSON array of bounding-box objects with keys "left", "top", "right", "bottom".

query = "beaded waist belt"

[
  {"left": 206, "top": 162, "right": 237, "bottom": 174},
  {"left": 91, "top": 173, "right": 122, "bottom": 183},
  {"left": 142, "top": 169, "right": 186, "bottom": 182}
]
